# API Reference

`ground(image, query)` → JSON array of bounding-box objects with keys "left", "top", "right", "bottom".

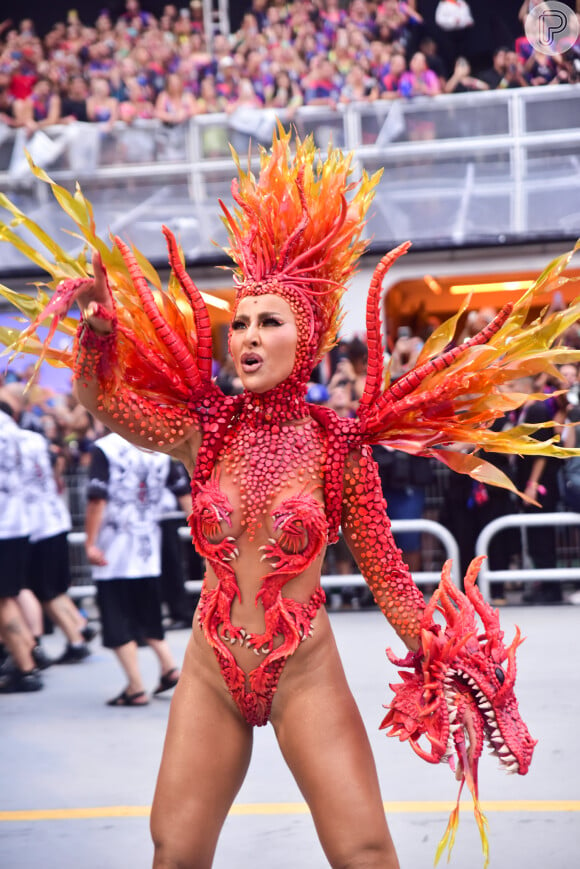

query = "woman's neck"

[{"left": 238, "top": 379, "right": 309, "bottom": 428}]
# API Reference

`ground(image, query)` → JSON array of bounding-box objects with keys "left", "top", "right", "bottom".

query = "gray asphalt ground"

[{"left": 1, "top": 604, "right": 579, "bottom": 869}]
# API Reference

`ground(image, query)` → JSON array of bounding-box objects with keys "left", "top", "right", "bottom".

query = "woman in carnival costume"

[{"left": 1, "top": 127, "right": 580, "bottom": 868}]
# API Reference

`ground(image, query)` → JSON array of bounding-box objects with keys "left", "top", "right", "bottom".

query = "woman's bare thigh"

[
  {"left": 150, "top": 635, "right": 253, "bottom": 869},
  {"left": 271, "top": 630, "right": 400, "bottom": 869}
]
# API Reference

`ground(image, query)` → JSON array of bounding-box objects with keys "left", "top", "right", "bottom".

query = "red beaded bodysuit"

[{"left": 2, "top": 128, "right": 579, "bottom": 863}]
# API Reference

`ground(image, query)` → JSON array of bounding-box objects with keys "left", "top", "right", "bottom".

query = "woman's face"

[{"left": 230, "top": 294, "right": 298, "bottom": 394}]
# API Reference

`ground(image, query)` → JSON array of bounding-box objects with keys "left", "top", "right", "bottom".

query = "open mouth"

[
  {"left": 444, "top": 670, "right": 520, "bottom": 774},
  {"left": 241, "top": 352, "right": 263, "bottom": 373}
]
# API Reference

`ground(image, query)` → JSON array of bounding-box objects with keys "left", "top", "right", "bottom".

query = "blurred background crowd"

[{"left": 1, "top": 0, "right": 579, "bottom": 137}]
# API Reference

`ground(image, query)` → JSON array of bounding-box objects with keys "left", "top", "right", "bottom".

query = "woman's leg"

[
  {"left": 151, "top": 638, "right": 253, "bottom": 869},
  {"left": 271, "top": 638, "right": 400, "bottom": 869}
]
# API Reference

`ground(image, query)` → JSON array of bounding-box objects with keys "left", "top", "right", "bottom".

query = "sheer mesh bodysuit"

[{"left": 189, "top": 389, "right": 329, "bottom": 726}]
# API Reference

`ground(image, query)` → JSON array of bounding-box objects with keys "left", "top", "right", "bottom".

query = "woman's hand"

[{"left": 76, "top": 250, "right": 116, "bottom": 335}]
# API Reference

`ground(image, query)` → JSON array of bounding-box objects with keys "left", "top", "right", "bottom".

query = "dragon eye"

[{"left": 495, "top": 667, "right": 505, "bottom": 685}]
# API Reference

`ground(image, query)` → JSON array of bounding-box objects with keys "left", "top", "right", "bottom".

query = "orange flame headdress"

[{"left": 220, "top": 126, "right": 381, "bottom": 376}]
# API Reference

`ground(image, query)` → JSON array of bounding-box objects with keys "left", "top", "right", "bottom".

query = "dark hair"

[
  {"left": 0, "top": 400, "right": 15, "bottom": 417},
  {"left": 347, "top": 336, "right": 368, "bottom": 364}
]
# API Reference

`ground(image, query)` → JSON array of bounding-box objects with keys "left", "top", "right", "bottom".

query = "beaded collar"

[{"left": 235, "top": 379, "right": 309, "bottom": 430}]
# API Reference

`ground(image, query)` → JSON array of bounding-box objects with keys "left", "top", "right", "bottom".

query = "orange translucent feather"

[{"left": 220, "top": 125, "right": 381, "bottom": 359}]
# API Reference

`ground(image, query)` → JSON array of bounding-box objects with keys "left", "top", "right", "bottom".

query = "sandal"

[
  {"left": 106, "top": 689, "right": 149, "bottom": 707},
  {"left": 153, "top": 667, "right": 180, "bottom": 695}
]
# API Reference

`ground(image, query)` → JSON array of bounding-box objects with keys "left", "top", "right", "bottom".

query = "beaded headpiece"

[{"left": 220, "top": 127, "right": 381, "bottom": 382}]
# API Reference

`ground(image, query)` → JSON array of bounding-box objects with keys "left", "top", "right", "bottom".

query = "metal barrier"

[
  {"left": 1, "top": 85, "right": 579, "bottom": 273},
  {"left": 67, "top": 517, "right": 459, "bottom": 601},
  {"left": 475, "top": 511, "right": 580, "bottom": 601}
]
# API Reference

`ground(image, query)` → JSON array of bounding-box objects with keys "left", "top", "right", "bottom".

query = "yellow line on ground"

[{"left": 1, "top": 801, "right": 579, "bottom": 822}]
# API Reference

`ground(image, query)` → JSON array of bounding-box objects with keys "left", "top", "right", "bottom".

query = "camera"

[{"left": 397, "top": 326, "right": 411, "bottom": 339}]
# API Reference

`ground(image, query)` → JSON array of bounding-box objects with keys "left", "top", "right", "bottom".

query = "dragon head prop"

[{"left": 381, "top": 556, "right": 536, "bottom": 867}]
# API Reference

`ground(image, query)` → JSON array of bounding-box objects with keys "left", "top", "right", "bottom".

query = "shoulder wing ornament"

[
  {"left": 0, "top": 159, "right": 227, "bottom": 413},
  {"left": 357, "top": 240, "right": 580, "bottom": 500}
]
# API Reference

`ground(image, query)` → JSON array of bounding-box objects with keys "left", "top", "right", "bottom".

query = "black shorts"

[
  {"left": 27, "top": 533, "right": 72, "bottom": 602},
  {"left": 0, "top": 537, "right": 30, "bottom": 598},
  {"left": 96, "top": 576, "right": 165, "bottom": 649}
]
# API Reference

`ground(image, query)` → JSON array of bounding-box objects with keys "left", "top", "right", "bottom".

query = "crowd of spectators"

[{"left": 1, "top": 0, "right": 579, "bottom": 136}]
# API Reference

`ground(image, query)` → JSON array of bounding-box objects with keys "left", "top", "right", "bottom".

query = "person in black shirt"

[{"left": 61, "top": 75, "right": 89, "bottom": 123}]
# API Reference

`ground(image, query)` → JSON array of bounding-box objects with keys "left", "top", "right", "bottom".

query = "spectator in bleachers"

[
  {"left": 248, "top": 0, "right": 270, "bottom": 32},
  {"left": 524, "top": 49, "right": 557, "bottom": 86},
  {"left": 212, "top": 31, "right": 236, "bottom": 68},
  {"left": 478, "top": 46, "right": 509, "bottom": 88},
  {"left": 215, "top": 55, "right": 241, "bottom": 103},
  {"left": 368, "top": 38, "right": 393, "bottom": 81},
  {"left": 320, "top": 0, "right": 347, "bottom": 38},
  {"left": 499, "top": 50, "right": 529, "bottom": 88},
  {"left": 550, "top": 50, "right": 580, "bottom": 85},
  {"left": 86, "top": 75, "right": 119, "bottom": 127},
  {"left": 12, "top": 74, "right": 62, "bottom": 130},
  {"left": 119, "top": 75, "right": 156, "bottom": 123},
  {"left": 186, "top": 30, "right": 214, "bottom": 80},
  {"left": 8, "top": 45, "right": 38, "bottom": 101},
  {"left": 226, "top": 74, "right": 263, "bottom": 112},
  {"left": 444, "top": 56, "right": 489, "bottom": 93},
  {"left": 196, "top": 80, "right": 228, "bottom": 155},
  {"left": 339, "top": 60, "right": 379, "bottom": 102},
  {"left": 242, "top": 48, "right": 274, "bottom": 104},
  {"left": 376, "top": 0, "right": 422, "bottom": 49},
  {"left": 120, "top": 0, "right": 155, "bottom": 31},
  {"left": 196, "top": 72, "right": 226, "bottom": 112},
  {"left": 419, "top": 35, "right": 447, "bottom": 89},
  {"left": 154, "top": 71, "right": 197, "bottom": 123},
  {"left": 0, "top": 69, "right": 16, "bottom": 125},
  {"left": 266, "top": 68, "right": 304, "bottom": 114},
  {"left": 303, "top": 55, "right": 342, "bottom": 107},
  {"left": 346, "top": 24, "right": 374, "bottom": 66},
  {"left": 188, "top": 1, "right": 206, "bottom": 36},
  {"left": 379, "top": 51, "right": 407, "bottom": 98},
  {"left": 399, "top": 50, "right": 442, "bottom": 97},
  {"left": 347, "top": 0, "right": 377, "bottom": 40},
  {"left": 233, "top": 11, "right": 262, "bottom": 52}
]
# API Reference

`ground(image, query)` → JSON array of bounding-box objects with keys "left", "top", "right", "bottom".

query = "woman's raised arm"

[{"left": 73, "top": 252, "right": 202, "bottom": 469}]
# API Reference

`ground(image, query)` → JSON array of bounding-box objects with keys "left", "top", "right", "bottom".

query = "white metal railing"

[
  {"left": 0, "top": 85, "right": 578, "bottom": 274},
  {"left": 66, "top": 517, "right": 459, "bottom": 600},
  {"left": 475, "top": 511, "right": 580, "bottom": 600}
]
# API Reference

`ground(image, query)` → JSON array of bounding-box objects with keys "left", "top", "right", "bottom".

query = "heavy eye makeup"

[{"left": 231, "top": 313, "right": 285, "bottom": 330}]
